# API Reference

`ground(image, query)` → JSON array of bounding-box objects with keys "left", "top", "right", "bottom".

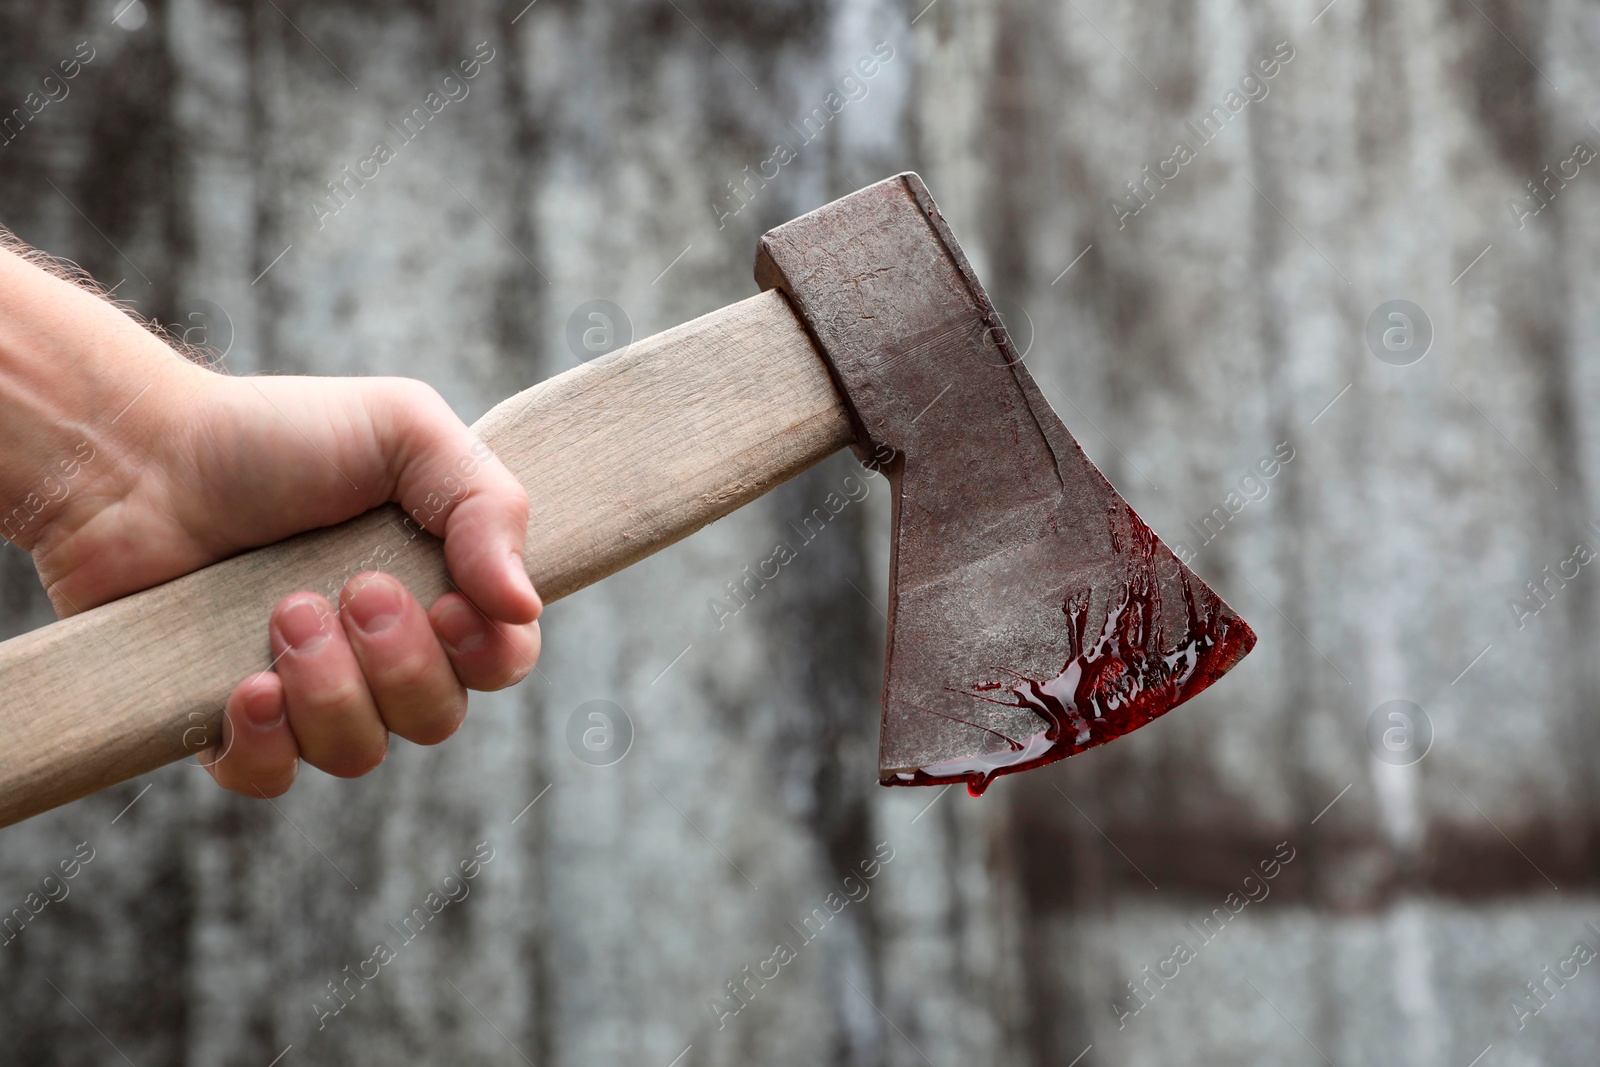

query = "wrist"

[{"left": 0, "top": 245, "right": 211, "bottom": 552}]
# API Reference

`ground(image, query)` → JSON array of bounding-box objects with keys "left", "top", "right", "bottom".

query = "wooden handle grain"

[{"left": 0, "top": 289, "right": 852, "bottom": 828}]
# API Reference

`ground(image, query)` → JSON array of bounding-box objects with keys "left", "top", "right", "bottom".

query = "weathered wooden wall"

[{"left": 2, "top": 0, "right": 1598, "bottom": 1064}]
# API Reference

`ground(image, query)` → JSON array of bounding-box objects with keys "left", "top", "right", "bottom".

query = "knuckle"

[
  {"left": 493, "top": 466, "right": 527, "bottom": 502},
  {"left": 389, "top": 378, "right": 454, "bottom": 428},
  {"left": 295, "top": 679, "right": 368, "bottom": 720},
  {"left": 386, "top": 376, "right": 443, "bottom": 409},
  {"left": 370, "top": 650, "right": 441, "bottom": 695},
  {"left": 504, "top": 478, "right": 530, "bottom": 517}
]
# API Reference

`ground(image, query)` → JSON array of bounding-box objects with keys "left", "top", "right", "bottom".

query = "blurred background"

[{"left": 2, "top": 0, "right": 1597, "bottom": 1063}]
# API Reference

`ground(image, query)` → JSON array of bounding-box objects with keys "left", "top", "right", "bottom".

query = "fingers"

[
  {"left": 430, "top": 593, "right": 541, "bottom": 692},
  {"left": 202, "top": 672, "right": 299, "bottom": 797},
  {"left": 170, "top": 374, "right": 546, "bottom": 801},
  {"left": 271, "top": 593, "right": 389, "bottom": 778},
  {"left": 209, "top": 575, "right": 543, "bottom": 800},
  {"left": 366, "top": 380, "right": 542, "bottom": 625},
  {"left": 340, "top": 572, "right": 467, "bottom": 745}
]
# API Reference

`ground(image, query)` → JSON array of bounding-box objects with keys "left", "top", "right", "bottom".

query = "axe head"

[{"left": 756, "top": 174, "right": 1256, "bottom": 796}]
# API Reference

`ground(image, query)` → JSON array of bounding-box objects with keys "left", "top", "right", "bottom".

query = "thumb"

[{"left": 366, "top": 379, "right": 540, "bottom": 625}]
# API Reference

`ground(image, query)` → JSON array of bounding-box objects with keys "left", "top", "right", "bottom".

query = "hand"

[{"left": 0, "top": 243, "right": 541, "bottom": 799}]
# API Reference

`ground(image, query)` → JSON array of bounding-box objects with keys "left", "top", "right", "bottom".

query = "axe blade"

[{"left": 756, "top": 173, "right": 1257, "bottom": 796}]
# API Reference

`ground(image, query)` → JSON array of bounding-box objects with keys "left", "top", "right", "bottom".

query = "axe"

[{"left": 0, "top": 173, "right": 1255, "bottom": 828}]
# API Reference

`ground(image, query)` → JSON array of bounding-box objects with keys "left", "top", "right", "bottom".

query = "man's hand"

[{"left": 0, "top": 243, "right": 540, "bottom": 799}]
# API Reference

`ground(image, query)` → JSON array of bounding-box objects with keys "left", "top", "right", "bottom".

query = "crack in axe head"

[{"left": 755, "top": 173, "right": 1257, "bottom": 796}]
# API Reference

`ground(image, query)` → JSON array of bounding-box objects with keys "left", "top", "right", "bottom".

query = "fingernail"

[
  {"left": 243, "top": 685, "right": 284, "bottom": 730},
  {"left": 277, "top": 599, "right": 331, "bottom": 651},
  {"left": 346, "top": 573, "right": 404, "bottom": 635},
  {"left": 437, "top": 599, "right": 488, "bottom": 654}
]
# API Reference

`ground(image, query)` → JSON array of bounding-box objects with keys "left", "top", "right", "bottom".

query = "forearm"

[{"left": 0, "top": 243, "right": 204, "bottom": 551}]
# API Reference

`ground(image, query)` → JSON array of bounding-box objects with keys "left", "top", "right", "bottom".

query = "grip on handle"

[{"left": 0, "top": 290, "right": 852, "bottom": 828}]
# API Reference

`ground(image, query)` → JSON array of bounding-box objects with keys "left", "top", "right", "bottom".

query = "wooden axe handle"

[{"left": 0, "top": 290, "right": 851, "bottom": 828}]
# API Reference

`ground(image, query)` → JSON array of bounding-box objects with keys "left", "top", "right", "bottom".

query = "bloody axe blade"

[{"left": 756, "top": 173, "right": 1257, "bottom": 796}]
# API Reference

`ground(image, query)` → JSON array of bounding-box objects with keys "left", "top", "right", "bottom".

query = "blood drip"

[{"left": 887, "top": 510, "right": 1256, "bottom": 797}]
